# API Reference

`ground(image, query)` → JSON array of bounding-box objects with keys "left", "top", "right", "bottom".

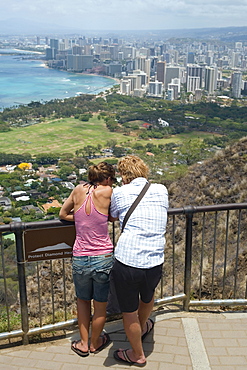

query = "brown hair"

[
  {"left": 117, "top": 155, "right": 149, "bottom": 184},
  {"left": 88, "top": 162, "right": 115, "bottom": 184}
]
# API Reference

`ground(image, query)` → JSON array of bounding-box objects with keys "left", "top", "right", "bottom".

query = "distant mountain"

[{"left": 1, "top": 19, "right": 247, "bottom": 41}]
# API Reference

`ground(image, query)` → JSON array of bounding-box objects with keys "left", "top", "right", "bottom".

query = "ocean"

[{"left": 0, "top": 50, "right": 116, "bottom": 109}]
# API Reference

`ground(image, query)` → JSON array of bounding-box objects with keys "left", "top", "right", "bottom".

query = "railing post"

[
  {"left": 183, "top": 206, "right": 194, "bottom": 311},
  {"left": 11, "top": 222, "right": 29, "bottom": 344}
]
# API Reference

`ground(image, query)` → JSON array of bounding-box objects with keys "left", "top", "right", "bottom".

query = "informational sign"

[{"left": 24, "top": 225, "right": 76, "bottom": 262}]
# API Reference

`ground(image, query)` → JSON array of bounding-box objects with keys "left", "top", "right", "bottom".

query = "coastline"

[
  {"left": 1, "top": 49, "right": 119, "bottom": 85},
  {"left": 43, "top": 61, "right": 120, "bottom": 85},
  {"left": 0, "top": 54, "right": 119, "bottom": 109}
]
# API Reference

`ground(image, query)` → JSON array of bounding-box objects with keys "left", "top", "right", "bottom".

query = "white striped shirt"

[{"left": 110, "top": 177, "right": 169, "bottom": 268}]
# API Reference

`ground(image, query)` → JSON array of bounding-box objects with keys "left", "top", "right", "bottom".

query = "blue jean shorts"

[{"left": 72, "top": 253, "right": 114, "bottom": 302}]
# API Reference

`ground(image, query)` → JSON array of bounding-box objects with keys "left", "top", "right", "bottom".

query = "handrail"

[
  {"left": 0, "top": 202, "right": 247, "bottom": 345},
  {"left": 1, "top": 202, "right": 246, "bottom": 233}
]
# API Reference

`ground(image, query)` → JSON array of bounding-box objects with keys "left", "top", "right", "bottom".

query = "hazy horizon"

[{"left": 1, "top": 0, "right": 247, "bottom": 34}]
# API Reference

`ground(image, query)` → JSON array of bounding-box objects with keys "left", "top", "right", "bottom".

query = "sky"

[{"left": 1, "top": 0, "right": 247, "bottom": 33}]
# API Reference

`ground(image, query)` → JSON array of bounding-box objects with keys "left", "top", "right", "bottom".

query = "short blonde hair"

[{"left": 117, "top": 155, "right": 149, "bottom": 184}]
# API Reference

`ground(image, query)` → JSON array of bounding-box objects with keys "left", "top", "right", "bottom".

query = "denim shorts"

[{"left": 72, "top": 253, "right": 114, "bottom": 302}]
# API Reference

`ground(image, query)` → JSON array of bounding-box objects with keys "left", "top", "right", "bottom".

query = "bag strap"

[{"left": 121, "top": 181, "right": 151, "bottom": 233}]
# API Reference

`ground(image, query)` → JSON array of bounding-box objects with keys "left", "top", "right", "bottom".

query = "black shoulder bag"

[{"left": 121, "top": 181, "right": 151, "bottom": 233}]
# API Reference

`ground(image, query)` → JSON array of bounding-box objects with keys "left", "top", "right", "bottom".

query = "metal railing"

[{"left": 0, "top": 202, "right": 247, "bottom": 345}]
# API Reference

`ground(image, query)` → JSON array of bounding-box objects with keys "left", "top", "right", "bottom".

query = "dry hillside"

[
  {"left": 164, "top": 136, "right": 247, "bottom": 302},
  {"left": 168, "top": 136, "right": 247, "bottom": 208}
]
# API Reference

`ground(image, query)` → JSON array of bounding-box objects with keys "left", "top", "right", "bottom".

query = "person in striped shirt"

[{"left": 110, "top": 155, "right": 169, "bottom": 367}]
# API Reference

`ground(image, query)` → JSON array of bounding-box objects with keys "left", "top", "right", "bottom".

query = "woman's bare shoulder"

[
  {"left": 74, "top": 183, "right": 88, "bottom": 192},
  {"left": 95, "top": 185, "right": 112, "bottom": 197}
]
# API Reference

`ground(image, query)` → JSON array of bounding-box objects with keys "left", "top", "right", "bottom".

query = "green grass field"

[
  {"left": 0, "top": 117, "right": 132, "bottom": 155},
  {"left": 0, "top": 116, "right": 220, "bottom": 155}
]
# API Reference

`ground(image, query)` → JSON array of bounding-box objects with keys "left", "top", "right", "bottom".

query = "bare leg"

[
  {"left": 138, "top": 296, "right": 154, "bottom": 334},
  {"left": 75, "top": 298, "right": 91, "bottom": 352},
  {"left": 90, "top": 300, "right": 107, "bottom": 352},
  {"left": 119, "top": 311, "right": 146, "bottom": 364}
]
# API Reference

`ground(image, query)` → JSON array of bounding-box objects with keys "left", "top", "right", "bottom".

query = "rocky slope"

[{"left": 164, "top": 136, "right": 247, "bottom": 302}]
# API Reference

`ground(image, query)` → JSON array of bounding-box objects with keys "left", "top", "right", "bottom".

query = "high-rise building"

[
  {"left": 72, "top": 46, "right": 83, "bottom": 55},
  {"left": 156, "top": 61, "right": 166, "bottom": 83},
  {"left": 187, "top": 76, "right": 200, "bottom": 93},
  {"left": 67, "top": 55, "right": 93, "bottom": 71},
  {"left": 84, "top": 45, "right": 93, "bottom": 55},
  {"left": 205, "top": 66, "right": 218, "bottom": 94},
  {"left": 186, "top": 64, "right": 204, "bottom": 89},
  {"left": 109, "top": 45, "right": 119, "bottom": 60},
  {"left": 171, "top": 78, "right": 181, "bottom": 93},
  {"left": 205, "top": 51, "right": 214, "bottom": 66},
  {"left": 120, "top": 79, "right": 131, "bottom": 95},
  {"left": 148, "top": 81, "right": 163, "bottom": 97},
  {"left": 46, "top": 48, "right": 57, "bottom": 60},
  {"left": 63, "top": 39, "right": 70, "bottom": 50},
  {"left": 167, "top": 84, "right": 178, "bottom": 100},
  {"left": 131, "top": 70, "right": 148, "bottom": 88},
  {"left": 134, "top": 57, "right": 150, "bottom": 81},
  {"left": 105, "top": 63, "right": 122, "bottom": 77},
  {"left": 165, "top": 66, "right": 181, "bottom": 88},
  {"left": 231, "top": 52, "right": 240, "bottom": 68},
  {"left": 231, "top": 71, "right": 242, "bottom": 98},
  {"left": 48, "top": 39, "right": 59, "bottom": 60},
  {"left": 139, "top": 47, "right": 149, "bottom": 58},
  {"left": 50, "top": 39, "right": 59, "bottom": 49},
  {"left": 187, "top": 52, "right": 195, "bottom": 64},
  {"left": 122, "top": 47, "right": 136, "bottom": 59},
  {"left": 167, "top": 88, "right": 174, "bottom": 101},
  {"left": 173, "top": 50, "right": 179, "bottom": 64},
  {"left": 122, "top": 75, "right": 138, "bottom": 92},
  {"left": 164, "top": 53, "right": 171, "bottom": 63}
]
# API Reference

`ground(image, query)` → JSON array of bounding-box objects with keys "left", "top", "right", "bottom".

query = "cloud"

[{"left": 1, "top": 0, "right": 247, "bottom": 31}]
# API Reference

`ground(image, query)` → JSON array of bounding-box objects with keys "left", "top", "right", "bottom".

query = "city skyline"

[{"left": 1, "top": 0, "right": 247, "bottom": 34}]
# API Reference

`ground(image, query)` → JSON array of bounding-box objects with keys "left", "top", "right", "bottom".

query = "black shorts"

[{"left": 111, "top": 259, "right": 163, "bottom": 313}]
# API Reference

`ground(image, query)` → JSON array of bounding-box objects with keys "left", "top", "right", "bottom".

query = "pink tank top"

[{"left": 73, "top": 190, "right": 113, "bottom": 256}]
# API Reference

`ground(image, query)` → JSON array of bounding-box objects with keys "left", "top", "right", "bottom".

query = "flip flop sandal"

[
  {"left": 71, "top": 340, "right": 89, "bottom": 357},
  {"left": 114, "top": 349, "right": 146, "bottom": 367},
  {"left": 141, "top": 318, "right": 154, "bottom": 341},
  {"left": 90, "top": 333, "right": 111, "bottom": 354}
]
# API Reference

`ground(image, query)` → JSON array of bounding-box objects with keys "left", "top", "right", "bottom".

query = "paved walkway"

[{"left": 0, "top": 310, "right": 247, "bottom": 369}]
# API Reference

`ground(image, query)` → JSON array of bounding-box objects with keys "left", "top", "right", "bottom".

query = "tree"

[
  {"left": 58, "top": 165, "right": 75, "bottom": 180},
  {"left": 106, "top": 139, "right": 117, "bottom": 148},
  {"left": 177, "top": 139, "right": 207, "bottom": 165},
  {"left": 35, "top": 153, "right": 59, "bottom": 165},
  {"left": 46, "top": 207, "right": 61, "bottom": 217},
  {"left": 112, "top": 146, "right": 126, "bottom": 158},
  {"left": 0, "top": 120, "right": 11, "bottom": 132},
  {"left": 83, "top": 145, "right": 97, "bottom": 158}
]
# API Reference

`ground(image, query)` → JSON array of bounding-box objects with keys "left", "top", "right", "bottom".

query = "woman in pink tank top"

[{"left": 59, "top": 162, "right": 116, "bottom": 357}]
